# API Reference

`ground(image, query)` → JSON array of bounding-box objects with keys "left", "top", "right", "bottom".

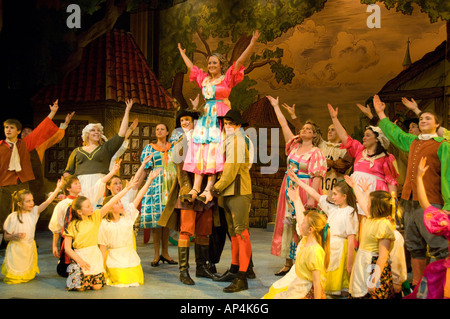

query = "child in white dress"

[
  {"left": 99, "top": 168, "right": 161, "bottom": 287},
  {"left": 2, "top": 178, "right": 63, "bottom": 284}
]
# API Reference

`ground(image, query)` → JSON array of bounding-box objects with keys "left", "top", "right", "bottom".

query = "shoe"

[
  {"left": 223, "top": 272, "right": 248, "bottom": 293},
  {"left": 194, "top": 244, "right": 215, "bottom": 279},
  {"left": 212, "top": 269, "right": 238, "bottom": 282},
  {"left": 180, "top": 189, "right": 200, "bottom": 203},
  {"left": 179, "top": 246, "right": 194, "bottom": 285},
  {"left": 246, "top": 266, "right": 256, "bottom": 279},
  {"left": 180, "top": 269, "right": 195, "bottom": 285},
  {"left": 151, "top": 257, "right": 160, "bottom": 267},
  {"left": 160, "top": 255, "right": 178, "bottom": 265},
  {"left": 274, "top": 265, "right": 291, "bottom": 276},
  {"left": 197, "top": 190, "right": 212, "bottom": 204}
]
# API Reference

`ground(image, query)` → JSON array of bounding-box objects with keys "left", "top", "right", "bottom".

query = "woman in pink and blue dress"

[
  {"left": 177, "top": 30, "right": 260, "bottom": 204},
  {"left": 267, "top": 96, "right": 327, "bottom": 277}
]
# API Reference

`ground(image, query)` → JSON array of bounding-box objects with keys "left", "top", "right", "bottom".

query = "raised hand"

[
  {"left": 64, "top": 111, "right": 75, "bottom": 125},
  {"left": 148, "top": 168, "right": 162, "bottom": 181},
  {"left": 281, "top": 103, "right": 296, "bottom": 118},
  {"left": 327, "top": 103, "right": 338, "bottom": 119},
  {"left": 356, "top": 103, "right": 373, "bottom": 119},
  {"left": 357, "top": 177, "right": 372, "bottom": 194},
  {"left": 401, "top": 97, "right": 420, "bottom": 114},
  {"left": 286, "top": 185, "right": 300, "bottom": 203},
  {"left": 189, "top": 94, "right": 200, "bottom": 110},
  {"left": 250, "top": 30, "right": 261, "bottom": 45},
  {"left": 373, "top": 94, "right": 386, "bottom": 115},
  {"left": 344, "top": 175, "right": 356, "bottom": 188},
  {"left": 125, "top": 99, "right": 134, "bottom": 111},
  {"left": 417, "top": 157, "right": 429, "bottom": 179},
  {"left": 266, "top": 95, "right": 279, "bottom": 109},
  {"left": 142, "top": 154, "right": 153, "bottom": 165}
]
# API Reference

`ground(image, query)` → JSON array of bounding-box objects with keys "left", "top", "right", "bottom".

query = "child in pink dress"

[{"left": 177, "top": 31, "right": 260, "bottom": 204}]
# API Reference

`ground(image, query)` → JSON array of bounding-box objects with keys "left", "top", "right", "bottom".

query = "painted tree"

[{"left": 159, "top": 0, "right": 328, "bottom": 110}]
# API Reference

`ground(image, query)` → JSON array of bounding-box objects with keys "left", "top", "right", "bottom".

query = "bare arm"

[
  {"left": 286, "top": 185, "right": 306, "bottom": 228},
  {"left": 327, "top": 104, "right": 349, "bottom": 145},
  {"left": 118, "top": 99, "right": 133, "bottom": 137},
  {"left": 266, "top": 96, "right": 294, "bottom": 143},
  {"left": 234, "top": 30, "right": 260, "bottom": 71},
  {"left": 287, "top": 169, "right": 321, "bottom": 203},
  {"left": 37, "top": 178, "right": 63, "bottom": 214},
  {"left": 368, "top": 239, "right": 391, "bottom": 296},
  {"left": 344, "top": 175, "right": 370, "bottom": 218},
  {"left": 312, "top": 270, "right": 324, "bottom": 299},
  {"left": 417, "top": 157, "right": 431, "bottom": 210},
  {"left": 178, "top": 43, "right": 194, "bottom": 69},
  {"left": 133, "top": 168, "right": 162, "bottom": 208}
]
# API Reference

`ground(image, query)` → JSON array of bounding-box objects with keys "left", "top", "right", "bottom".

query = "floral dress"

[
  {"left": 140, "top": 142, "right": 176, "bottom": 229},
  {"left": 183, "top": 62, "right": 245, "bottom": 175},
  {"left": 271, "top": 136, "right": 327, "bottom": 259}
]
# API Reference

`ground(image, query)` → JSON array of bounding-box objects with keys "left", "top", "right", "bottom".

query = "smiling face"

[
  {"left": 88, "top": 126, "right": 102, "bottom": 144},
  {"left": 208, "top": 55, "right": 222, "bottom": 77},
  {"left": 419, "top": 112, "right": 439, "bottom": 134},
  {"left": 180, "top": 115, "right": 194, "bottom": 132},
  {"left": 362, "top": 129, "right": 378, "bottom": 148}
]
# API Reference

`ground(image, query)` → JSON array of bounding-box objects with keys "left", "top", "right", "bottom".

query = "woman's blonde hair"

[{"left": 305, "top": 210, "right": 330, "bottom": 269}]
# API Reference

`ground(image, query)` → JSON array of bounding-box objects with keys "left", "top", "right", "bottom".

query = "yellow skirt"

[
  {"left": 106, "top": 264, "right": 144, "bottom": 287},
  {"left": 1, "top": 240, "right": 39, "bottom": 284},
  {"left": 325, "top": 238, "right": 350, "bottom": 295}
]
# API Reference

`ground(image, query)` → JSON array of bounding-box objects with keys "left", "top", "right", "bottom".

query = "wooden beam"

[{"left": 378, "top": 87, "right": 445, "bottom": 102}]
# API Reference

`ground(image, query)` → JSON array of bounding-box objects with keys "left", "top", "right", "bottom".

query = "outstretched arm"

[
  {"left": 282, "top": 102, "right": 302, "bottom": 132},
  {"left": 234, "top": 30, "right": 260, "bottom": 71},
  {"left": 373, "top": 94, "right": 387, "bottom": 120},
  {"left": 37, "top": 177, "right": 64, "bottom": 214},
  {"left": 286, "top": 185, "right": 306, "bottom": 228},
  {"left": 345, "top": 175, "right": 370, "bottom": 218},
  {"left": 327, "top": 104, "right": 349, "bottom": 145},
  {"left": 417, "top": 157, "right": 431, "bottom": 210},
  {"left": 118, "top": 99, "right": 133, "bottom": 137},
  {"left": 266, "top": 95, "right": 294, "bottom": 143},
  {"left": 133, "top": 168, "right": 162, "bottom": 208},
  {"left": 178, "top": 43, "right": 194, "bottom": 70},
  {"left": 287, "top": 169, "right": 321, "bottom": 203}
]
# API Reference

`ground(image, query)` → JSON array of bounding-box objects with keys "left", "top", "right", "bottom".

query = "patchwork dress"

[
  {"left": 183, "top": 62, "right": 245, "bottom": 175},
  {"left": 271, "top": 136, "right": 327, "bottom": 259},
  {"left": 140, "top": 142, "right": 176, "bottom": 229}
]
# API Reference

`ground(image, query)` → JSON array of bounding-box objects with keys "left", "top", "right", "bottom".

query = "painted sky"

[{"left": 184, "top": 0, "right": 447, "bottom": 135}]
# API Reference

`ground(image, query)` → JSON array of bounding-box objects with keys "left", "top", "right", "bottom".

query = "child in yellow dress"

[
  {"left": 2, "top": 178, "right": 63, "bottom": 284},
  {"left": 264, "top": 184, "right": 330, "bottom": 299},
  {"left": 63, "top": 175, "right": 139, "bottom": 291},
  {"left": 344, "top": 175, "right": 397, "bottom": 299}
]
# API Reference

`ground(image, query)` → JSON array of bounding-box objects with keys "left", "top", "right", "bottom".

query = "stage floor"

[{"left": 0, "top": 227, "right": 284, "bottom": 299}]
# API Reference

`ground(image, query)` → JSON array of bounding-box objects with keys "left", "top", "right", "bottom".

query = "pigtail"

[{"left": 307, "top": 211, "right": 330, "bottom": 270}]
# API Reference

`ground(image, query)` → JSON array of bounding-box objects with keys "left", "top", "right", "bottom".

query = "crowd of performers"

[{"left": 0, "top": 30, "right": 449, "bottom": 299}]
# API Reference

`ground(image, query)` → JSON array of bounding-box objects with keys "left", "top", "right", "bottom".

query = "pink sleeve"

[
  {"left": 223, "top": 61, "right": 245, "bottom": 88},
  {"left": 383, "top": 153, "right": 399, "bottom": 186},
  {"left": 340, "top": 136, "right": 363, "bottom": 159},
  {"left": 423, "top": 206, "right": 450, "bottom": 240},
  {"left": 285, "top": 135, "right": 301, "bottom": 156},
  {"left": 188, "top": 65, "right": 208, "bottom": 88},
  {"left": 307, "top": 148, "right": 327, "bottom": 178}
]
